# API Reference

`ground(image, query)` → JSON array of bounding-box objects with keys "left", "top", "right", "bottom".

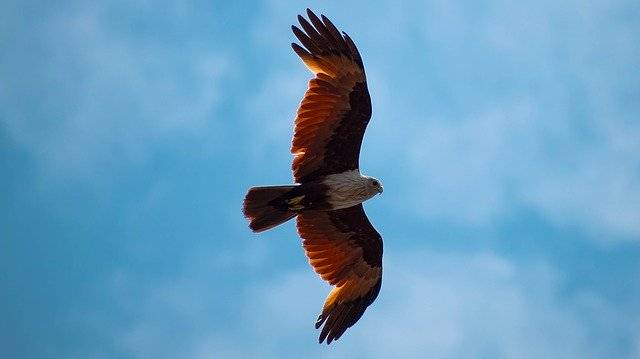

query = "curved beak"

[{"left": 378, "top": 186, "right": 384, "bottom": 194}]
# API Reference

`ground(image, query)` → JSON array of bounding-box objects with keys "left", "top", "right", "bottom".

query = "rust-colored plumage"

[
  {"left": 290, "top": 10, "right": 372, "bottom": 183},
  {"left": 298, "top": 204, "right": 382, "bottom": 344},
  {"left": 242, "top": 9, "right": 383, "bottom": 344}
]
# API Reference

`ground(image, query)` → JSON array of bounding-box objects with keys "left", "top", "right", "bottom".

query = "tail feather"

[{"left": 243, "top": 185, "right": 298, "bottom": 232}]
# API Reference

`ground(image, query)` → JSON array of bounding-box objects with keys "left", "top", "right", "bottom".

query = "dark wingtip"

[
  {"left": 319, "top": 332, "right": 328, "bottom": 344},
  {"left": 306, "top": 8, "right": 322, "bottom": 24},
  {"left": 291, "top": 42, "right": 310, "bottom": 58},
  {"left": 320, "top": 14, "right": 335, "bottom": 29},
  {"left": 315, "top": 313, "right": 323, "bottom": 329},
  {"left": 316, "top": 313, "right": 327, "bottom": 343}
]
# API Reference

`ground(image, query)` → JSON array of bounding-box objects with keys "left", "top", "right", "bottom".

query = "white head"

[
  {"left": 321, "top": 170, "right": 383, "bottom": 209},
  {"left": 365, "top": 176, "right": 384, "bottom": 195}
]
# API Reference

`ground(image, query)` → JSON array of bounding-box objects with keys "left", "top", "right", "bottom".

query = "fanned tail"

[{"left": 243, "top": 185, "right": 298, "bottom": 232}]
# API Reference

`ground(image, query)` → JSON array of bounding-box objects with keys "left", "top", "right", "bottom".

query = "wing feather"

[
  {"left": 297, "top": 204, "right": 383, "bottom": 344},
  {"left": 290, "top": 9, "right": 372, "bottom": 183}
]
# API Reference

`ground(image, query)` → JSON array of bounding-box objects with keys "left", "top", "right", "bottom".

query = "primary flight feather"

[{"left": 243, "top": 9, "right": 383, "bottom": 344}]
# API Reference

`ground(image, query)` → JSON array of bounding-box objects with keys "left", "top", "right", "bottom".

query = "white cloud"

[
  {"left": 358, "top": 0, "right": 640, "bottom": 240},
  {"left": 245, "top": 69, "right": 307, "bottom": 166},
  {"left": 343, "top": 251, "right": 591, "bottom": 359},
  {"left": 77, "top": 246, "right": 637, "bottom": 359},
  {"left": 247, "top": 1, "right": 640, "bottom": 240},
  {"left": 7, "top": 2, "right": 639, "bottom": 358},
  {"left": 405, "top": 100, "right": 537, "bottom": 226},
  {"left": 400, "top": 97, "right": 640, "bottom": 240},
  {"left": 0, "top": 1, "right": 231, "bottom": 183}
]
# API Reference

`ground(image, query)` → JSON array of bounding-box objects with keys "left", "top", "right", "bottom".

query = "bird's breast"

[{"left": 320, "top": 170, "right": 371, "bottom": 210}]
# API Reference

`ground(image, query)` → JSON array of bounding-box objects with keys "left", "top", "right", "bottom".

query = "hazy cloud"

[
  {"left": 82, "top": 247, "right": 637, "bottom": 358},
  {"left": 249, "top": 1, "right": 640, "bottom": 240},
  {"left": 0, "top": 1, "right": 231, "bottom": 182}
]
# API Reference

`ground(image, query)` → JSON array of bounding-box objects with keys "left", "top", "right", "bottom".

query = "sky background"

[{"left": 2, "top": 1, "right": 640, "bottom": 358}]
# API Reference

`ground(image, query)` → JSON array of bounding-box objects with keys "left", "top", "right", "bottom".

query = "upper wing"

[
  {"left": 297, "top": 204, "right": 383, "bottom": 344},
  {"left": 290, "top": 9, "right": 372, "bottom": 183}
]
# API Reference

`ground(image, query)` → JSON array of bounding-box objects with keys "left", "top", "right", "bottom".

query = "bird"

[{"left": 242, "top": 9, "right": 383, "bottom": 344}]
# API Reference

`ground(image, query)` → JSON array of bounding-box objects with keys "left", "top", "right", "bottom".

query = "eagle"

[{"left": 243, "top": 9, "right": 383, "bottom": 344}]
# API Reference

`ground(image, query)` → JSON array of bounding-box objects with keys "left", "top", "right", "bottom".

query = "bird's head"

[{"left": 366, "top": 176, "right": 384, "bottom": 195}]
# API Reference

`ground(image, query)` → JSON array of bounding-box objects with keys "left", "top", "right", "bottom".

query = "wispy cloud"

[
  {"left": 245, "top": 69, "right": 307, "bottom": 168},
  {"left": 247, "top": 1, "right": 640, "bottom": 240},
  {"left": 0, "top": 1, "right": 231, "bottom": 183},
  {"left": 7, "top": 1, "right": 639, "bottom": 358},
  {"left": 405, "top": 100, "right": 538, "bottom": 226},
  {"left": 79, "top": 247, "right": 637, "bottom": 358}
]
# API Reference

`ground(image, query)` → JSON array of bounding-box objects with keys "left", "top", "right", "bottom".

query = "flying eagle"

[{"left": 243, "top": 9, "right": 383, "bottom": 344}]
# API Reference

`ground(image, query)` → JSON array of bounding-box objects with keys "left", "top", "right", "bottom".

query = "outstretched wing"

[
  {"left": 297, "top": 204, "right": 383, "bottom": 344},
  {"left": 291, "top": 9, "right": 372, "bottom": 183}
]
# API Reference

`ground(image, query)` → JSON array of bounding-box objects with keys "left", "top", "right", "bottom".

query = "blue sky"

[{"left": 2, "top": 0, "right": 639, "bottom": 358}]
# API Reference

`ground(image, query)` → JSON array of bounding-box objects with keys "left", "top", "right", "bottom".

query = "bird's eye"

[{"left": 372, "top": 180, "right": 379, "bottom": 186}]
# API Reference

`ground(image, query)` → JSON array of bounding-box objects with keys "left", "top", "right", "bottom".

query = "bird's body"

[
  {"left": 317, "top": 170, "right": 383, "bottom": 210},
  {"left": 243, "top": 9, "right": 384, "bottom": 344}
]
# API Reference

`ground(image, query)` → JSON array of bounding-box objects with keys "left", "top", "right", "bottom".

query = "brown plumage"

[
  {"left": 298, "top": 204, "right": 382, "bottom": 344},
  {"left": 242, "top": 9, "right": 383, "bottom": 344},
  {"left": 290, "top": 11, "right": 372, "bottom": 183}
]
